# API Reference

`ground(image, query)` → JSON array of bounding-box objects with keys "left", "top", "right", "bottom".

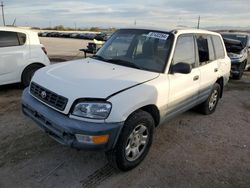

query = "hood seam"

[{"left": 105, "top": 74, "right": 160, "bottom": 100}]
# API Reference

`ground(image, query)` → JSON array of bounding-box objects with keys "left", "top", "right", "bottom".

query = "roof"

[
  {"left": 119, "top": 26, "right": 221, "bottom": 36},
  {"left": 0, "top": 26, "right": 36, "bottom": 33}
]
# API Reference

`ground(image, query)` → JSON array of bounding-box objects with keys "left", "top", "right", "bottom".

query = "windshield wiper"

[
  {"left": 92, "top": 56, "right": 142, "bottom": 70},
  {"left": 91, "top": 55, "right": 108, "bottom": 62},
  {"left": 107, "top": 59, "right": 142, "bottom": 70}
]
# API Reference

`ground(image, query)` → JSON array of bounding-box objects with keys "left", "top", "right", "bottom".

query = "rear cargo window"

[
  {"left": 17, "top": 33, "right": 26, "bottom": 45},
  {"left": 0, "top": 31, "right": 26, "bottom": 48},
  {"left": 207, "top": 36, "right": 216, "bottom": 61},
  {"left": 212, "top": 36, "right": 225, "bottom": 59}
]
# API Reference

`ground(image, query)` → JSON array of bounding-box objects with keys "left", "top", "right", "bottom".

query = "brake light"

[{"left": 41, "top": 47, "right": 47, "bottom": 55}]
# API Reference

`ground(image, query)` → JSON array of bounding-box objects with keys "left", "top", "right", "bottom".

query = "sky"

[{"left": 2, "top": 0, "right": 250, "bottom": 29}]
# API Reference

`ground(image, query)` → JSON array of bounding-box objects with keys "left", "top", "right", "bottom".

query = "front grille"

[{"left": 30, "top": 82, "right": 68, "bottom": 111}]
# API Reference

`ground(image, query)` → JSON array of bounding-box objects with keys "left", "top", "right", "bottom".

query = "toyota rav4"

[{"left": 22, "top": 28, "right": 231, "bottom": 171}]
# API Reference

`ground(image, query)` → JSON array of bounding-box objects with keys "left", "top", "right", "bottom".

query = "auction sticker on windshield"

[{"left": 147, "top": 32, "right": 169, "bottom": 40}]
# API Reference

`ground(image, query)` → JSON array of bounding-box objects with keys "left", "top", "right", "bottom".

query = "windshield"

[
  {"left": 222, "top": 34, "right": 248, "bottom": 47},
  {"left": 93, "top": 29, "right": 173, "bottom": 73}
]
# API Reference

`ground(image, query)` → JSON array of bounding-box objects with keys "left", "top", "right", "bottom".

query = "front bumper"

[
  {"left": 22, "top": 88, "right": 124, "bottom": 151},
  {"left": 230, "top": 57, "right": 247, "bottom": 76},
  {"left": 231, "top": 63, "right": 241, "bottom": 75}
]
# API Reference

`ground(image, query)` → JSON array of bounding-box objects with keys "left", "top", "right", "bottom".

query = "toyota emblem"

[{"left": 41, "top": 91, "right": 47, "bottom": 99}]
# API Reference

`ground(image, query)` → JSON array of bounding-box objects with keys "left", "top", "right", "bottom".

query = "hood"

[
  {"left": 32, "top": 58, "right": 159, "bottom": 113},
  {"left": 223, "top": 37, "right": 244, "bottom": 54}
]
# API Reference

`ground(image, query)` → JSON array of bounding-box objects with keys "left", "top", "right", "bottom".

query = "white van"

[
  {"left": 0, "top": 27, "right": 50, "bottom": 86},
  {"left": 22, "top": 28, "right": 231, "bottom": 171}
]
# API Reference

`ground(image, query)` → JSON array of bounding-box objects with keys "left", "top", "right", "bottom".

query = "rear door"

[
  {"left": 195, "top": 34, "right": 219, "bottom": 100},
  {"left": 167, "top": 34, "right": 200, "bottom": 117},
  {"left": 0, "top": 31, "right": 28, "bottom": 84}
]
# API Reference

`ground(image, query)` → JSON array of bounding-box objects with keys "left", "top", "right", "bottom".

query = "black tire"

[
  {"left": 106, "top": 110, "right": 155, "bottom": 171},
  {"left": 198, "top": 83, "right": 221, "bottom": 115},
  {"left": 21, "top": 64, "right": 44, "bottom": 87}
]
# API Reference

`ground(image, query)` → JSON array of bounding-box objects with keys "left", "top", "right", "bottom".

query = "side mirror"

[{"left": 171, "top": 62, "right": 192, "bottom": 74}]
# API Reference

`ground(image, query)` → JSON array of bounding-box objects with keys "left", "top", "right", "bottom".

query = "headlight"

[
  {"left": 72, "top": 102, "right": 112, "bottom": 119},
  {"left": 229, "top": 53, "right": 243, "bottom": 59}
]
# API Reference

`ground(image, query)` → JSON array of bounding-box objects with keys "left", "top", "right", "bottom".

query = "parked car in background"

[
  {"left": 38, "top": 32, "right": 43, "bottom": 37},
  {"left": 47, "top": 32, "right": 61, "bottom": 37},
  {"left": 69, "top": 33, "right": 79, "bottom": 38},
  {"left": 221, "top": 33, "right": 250, "bottom": 79},
  {"left": 41, "top": 32, "right": 49, "bottom": 37},
  {"left": 94, "top": 32, "right": 107, "bottom": 41},
  {"left": 83, "top": 33, "right": 96, "bottom": 40},
  {"left": 61, "top": 33, "right": 71, "bottom": 38},
  {"left": 0, "top": 27, "right": 50, "bottom": 86},
  {"left": 95, "top": 32, "right": 113, "bottom": 41},
  {"left": 22, "top": 28, "right": 230, "bottom": 171}
]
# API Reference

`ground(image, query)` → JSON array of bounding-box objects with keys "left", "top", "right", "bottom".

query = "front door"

[{"left": 167, "top": 34, "right": 200, "bottom": 118}]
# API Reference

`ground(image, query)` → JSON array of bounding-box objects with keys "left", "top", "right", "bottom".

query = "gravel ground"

[{"left": 0, "top": 38, "right": 250, "bottom": 188}]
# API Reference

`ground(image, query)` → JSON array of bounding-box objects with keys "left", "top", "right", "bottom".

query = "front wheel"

[
  {"left": 198, "top": 83, "right": 221, "bottom": 115},
  {"left": 106, "top": 110, "right": 154, "bottom": 171}
]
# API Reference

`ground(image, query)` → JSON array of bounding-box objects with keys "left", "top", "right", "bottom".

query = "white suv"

[
  {"left": 22, "top": 28, "right": 230, "bottom": 171},
  {"left": 0, "top": 27, "right": 50, "bottom": 86}
]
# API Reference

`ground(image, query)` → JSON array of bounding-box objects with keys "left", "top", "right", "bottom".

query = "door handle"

[
  {"left": 193, "top": 75, "right": 199, "bottom": 81},
  {"left": 214, "top": 68, "right": 218, "bottom": 72}
]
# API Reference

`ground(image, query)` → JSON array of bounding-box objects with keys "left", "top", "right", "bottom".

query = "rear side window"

[
  {"left": 196, "top": 35, "right": 209, "bottom": 64},
  {"left": 0, "top": 31, "right": 26, "bottom": 48},
  {"left": 17, "top": 33, "right": 26, "bottom": 45},
  {"left": 212, "top": 35, "right": 225, "bottom": 59},
  {"left": 173, "top": 35, "right": 196, "bottom": 68},
  {"left": 196, "top": 35, "right": 216, "bottom": 65}
]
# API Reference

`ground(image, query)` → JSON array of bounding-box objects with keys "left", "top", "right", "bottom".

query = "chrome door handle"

[
  {"left": 193, "top": 75, "right": 199, "bottom": 81},
  {"left": 214, "top": 68, "right": 218, "bottom": 72}
]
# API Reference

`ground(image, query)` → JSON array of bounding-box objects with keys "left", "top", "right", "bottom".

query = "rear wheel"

[
  {"left": 106, "top": 110, "right": 154, "bottom": 171},
  {"left": 198, "top": 83, "right": 221, "bottom": 115},
  {"left": 21, "top": 64, "right": 44, "bottom": 87}
]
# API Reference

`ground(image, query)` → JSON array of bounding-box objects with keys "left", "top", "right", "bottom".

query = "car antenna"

[{"left": 197, "top": 16, "right": 200, "bottom": 29}]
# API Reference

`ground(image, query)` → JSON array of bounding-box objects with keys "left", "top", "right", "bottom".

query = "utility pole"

[
  {"left": 197, "top": 16, "right": 200, "bottom": 29},
  {"left": 1, "top": 1, "right": 5, "bottom": 26}
]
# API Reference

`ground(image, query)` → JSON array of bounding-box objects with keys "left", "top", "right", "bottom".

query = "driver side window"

[{"left": 173, "top": 35, "right": 196, "bottom": 68}]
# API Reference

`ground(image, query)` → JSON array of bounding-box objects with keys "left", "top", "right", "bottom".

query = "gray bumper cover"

[{"left": 22, "top": 88, "right": 123, "bottom": 151}]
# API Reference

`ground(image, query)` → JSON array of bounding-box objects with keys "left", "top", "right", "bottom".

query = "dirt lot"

[
  {"left": 0, "top": 38, "right": 250, "bottom": 188},
  {"left": 39, "top": 37, "right": 91, "bottom": 62}
]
